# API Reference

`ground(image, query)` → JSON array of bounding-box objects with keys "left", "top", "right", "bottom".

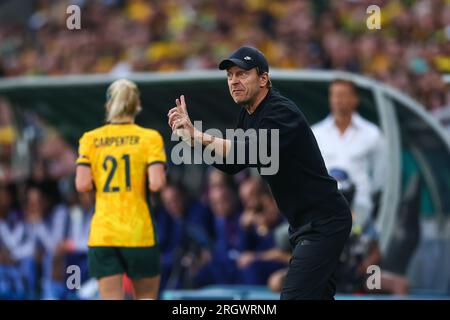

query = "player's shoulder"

[{"left": 79, "top": 125, "right": 109, "bottom": 141}]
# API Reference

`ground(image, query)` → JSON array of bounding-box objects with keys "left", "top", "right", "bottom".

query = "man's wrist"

[
  {"left": 193, "top": 128, "right": 203, "bottom": 145},
  {"left": 195, "top": 129, "right": 216, "bottom": 146}
]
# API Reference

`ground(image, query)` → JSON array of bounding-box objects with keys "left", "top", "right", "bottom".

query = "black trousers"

[{"left": 280, "top": 209, "right": 352, "bottom": 300}]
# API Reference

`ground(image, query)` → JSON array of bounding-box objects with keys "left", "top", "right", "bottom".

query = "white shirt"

[{"left": 312, "top": 112, "right": 386, "bottom": 226}]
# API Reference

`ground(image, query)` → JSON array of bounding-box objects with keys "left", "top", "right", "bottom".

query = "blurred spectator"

[
  {"left": 0, "top": 99, "right": 17, "bottom": 183},
  {"left": 240, "top": 177, "right": 291, "bottom": 291},
  {"left": 197, "top": 171, "right": 242, "bottom": 285},
  {"left": 266, "top": 220, "right": 290, "bottom": 293},
  {"left": 237, "top": 181, "right": 289, "bottom": 285},
  {"left": 23, "top": 183, "right": 68, "bottom": 299},
  {"left": 156, "top": 182, "right": 212, "bottom": 290},
  {"left": 50, "top": 191, "right": 94, "bottom": 299},
  {"left": 37, "top": 133, "right": 76, "bottom": 181},
  {"left": 237, "top": 176, "right": 263, "bottom": 230},
  {"left": 312, "top": 79, "right": 387, "bottom": 229},
  {"left": 335, "top": 219, "right": 409, "bottom": 295},
  {"left": 0, "top": 183, "right": 62, "bottom": 299},
  {"left": 205, "top": 167, "right": 237, "bottom": 194},
  {"left": 431, "top": 86, "right": 450, "bottom": 134},
  {"left": 330, "top": 169, "right": 409, "bottom": 296},
  {"left": 0, "top": 183, "right": 23, "bottom": 298},
  {"left": 267, "top": 168, "right": 409, "bottom": 295}
]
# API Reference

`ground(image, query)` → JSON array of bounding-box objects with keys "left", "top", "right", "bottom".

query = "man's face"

[
  {"left": 227, "top": 66, "right": 263, "bottom": 105},
  {"left": 329, "top": 82, "right": 359, "bottom": 116},
  {"left": 161, "top": 186, "right": 184, "bottom": 218}
]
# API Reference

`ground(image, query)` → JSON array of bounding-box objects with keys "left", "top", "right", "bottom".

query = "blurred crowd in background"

[{"left": 0, "top": 0, "right": 449, "bottom": 112}]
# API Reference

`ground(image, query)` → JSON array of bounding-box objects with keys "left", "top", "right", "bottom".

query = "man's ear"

[{"left": 260, "top": 73, "right": 269, "bottom": 88}]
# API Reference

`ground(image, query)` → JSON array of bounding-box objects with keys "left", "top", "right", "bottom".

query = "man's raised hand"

[{"left": 168, "top": 95, "right": 194, "bottom": 142}]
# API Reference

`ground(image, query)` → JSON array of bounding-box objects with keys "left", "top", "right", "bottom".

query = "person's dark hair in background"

[
  {"left": 159, "top": 180, "right": 188, "bottom": 219},
  {"left": 330, "top": 79, "right": 358, "bottom": 95},
  {"left": 205, "top": 167, "right": 239, "bottom": 197}
]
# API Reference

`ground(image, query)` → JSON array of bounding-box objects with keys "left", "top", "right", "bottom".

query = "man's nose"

[
  {"left": 230, "top": 77, "right": 240, "bottom": 87},
  {"left": 229, "top": 75, "right": 240, "bottom": 85}
]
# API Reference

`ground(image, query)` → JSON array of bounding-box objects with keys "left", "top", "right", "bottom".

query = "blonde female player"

[{"left": 75, "top": 79, "right": 166, "bottom": 299}]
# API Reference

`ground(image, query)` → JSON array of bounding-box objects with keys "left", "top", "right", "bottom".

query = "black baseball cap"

[{"left": 219, "top": 46, "right": 269, "bottom": 73}]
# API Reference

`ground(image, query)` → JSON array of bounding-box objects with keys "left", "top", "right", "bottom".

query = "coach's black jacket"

[{"left": 213, "top": 88, "right": 350, "bottom": 230}]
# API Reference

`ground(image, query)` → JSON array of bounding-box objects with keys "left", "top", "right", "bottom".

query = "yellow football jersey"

[{"left": 76, "top": 123, "right": 167, "bottom": 247}]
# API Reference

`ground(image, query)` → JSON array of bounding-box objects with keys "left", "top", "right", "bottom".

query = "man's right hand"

[
  {"left": 168, "top": 95, "right": 195, "bottom": 142},
  {"left": 168, "top": 95, "right": 231, "bottom": 158}
]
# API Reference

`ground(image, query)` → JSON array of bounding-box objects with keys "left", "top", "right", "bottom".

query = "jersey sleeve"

[
  {"left": 76, "top": 133, "right": 93, "bottom": 167},
  {"left": 147, "top": 131, "right": 167, "bottom": 166}
]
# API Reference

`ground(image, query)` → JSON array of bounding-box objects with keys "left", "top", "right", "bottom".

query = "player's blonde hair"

[{"left": 105, "top": 79, "right": 141, "bottom": 123}]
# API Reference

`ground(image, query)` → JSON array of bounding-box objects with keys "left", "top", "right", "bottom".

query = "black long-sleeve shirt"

[{"left": 213, "top": 88, "right": 349, "bottom": 229}]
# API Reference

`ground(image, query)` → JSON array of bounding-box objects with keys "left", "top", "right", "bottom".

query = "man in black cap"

[{"left": 168, "top": 46, "right": 352, "bottom": 300}]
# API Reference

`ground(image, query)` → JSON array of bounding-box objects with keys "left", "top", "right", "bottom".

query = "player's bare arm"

[
  {"left": 148, "top": 163, "right": 166, "bottom": 192},
  {"left": 75, "top": 165, "right": 94, "bottom": 192}
]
